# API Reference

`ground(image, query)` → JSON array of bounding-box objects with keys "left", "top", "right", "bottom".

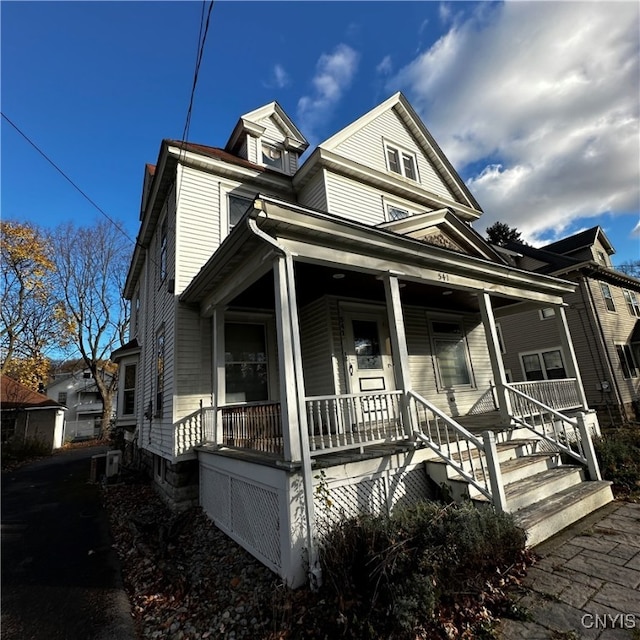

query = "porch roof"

[{"left": 180, "top": 195, "right": 576, "bottom": 310}]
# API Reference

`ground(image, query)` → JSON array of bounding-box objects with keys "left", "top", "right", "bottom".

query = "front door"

[{"left": 343, "top": 310, "right": 396, "bottom": 422}]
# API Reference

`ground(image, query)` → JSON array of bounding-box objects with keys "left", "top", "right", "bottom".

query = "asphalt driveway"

[{"left": 1, "top": 445, "right": 136, "bottom": 640}]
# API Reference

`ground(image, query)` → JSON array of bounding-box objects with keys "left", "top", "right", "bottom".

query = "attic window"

[
  {"left": 387, "top": 205, "right": 410, "bottom": 221},
  {"left": 261, "top": 142, "right": 284, "bottom": 170},
  {"left": 385, "top": 143, "right": 418, "bottom": 181}
]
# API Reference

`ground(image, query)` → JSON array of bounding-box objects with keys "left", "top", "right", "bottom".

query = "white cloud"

[
  {"left": 264, "top": 64, "right": 290, "bottom": 90},
  {"left": 297, "top": 44, "right": 359, "bottom": 140},
  {"left": 376, "top": 55, "right": 393, "bottom": 76},
  {"left": 631, "top": 218, "right": 640, "bottom": 238},
  {"left": 389, "top": 2, "right": 640, "bottom": 242}
]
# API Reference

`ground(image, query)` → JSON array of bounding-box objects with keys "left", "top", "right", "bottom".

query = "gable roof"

[
  {"left": 1, "top": 376, "right": 64, "bottom": 410},
  {"left": 540, "top": 226, "right": 614, "bottom": 257},
  {"left": 226, "top": 101, "right": 309, "bottom": 154},
  {"left": 316, "top": 92, "right": 482, "bottom": 215}
]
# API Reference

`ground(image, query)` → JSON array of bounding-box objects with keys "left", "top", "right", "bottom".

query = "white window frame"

[
  {"left": 519, "top": 347, "right": 566, "bottom": 381},
  {"left": 623, "top": 289, "right": 640, "bottom": 317},
  {"left": 600, "top": 283, "right": 616, "bottom": 312},
  {"left": 427, "top": 315, "right": 474, "bottom": 390},
  {"left": 122, "top": 363, "right": 137, "bottom": 416},
  {"left": 260, "top": 140, "right": 286, "bottom": 172},
  {"left": 222, "top": 184, "right": 256, "bottom": 234},
  {"left": 155, "top": 327, "right": 165, "bottom": 418},
  {"left": 384, "top": 141, "right": 419, "bottom": 181},
  {"left": 158, "top": 215, "right": 168, "bottom": 282}
]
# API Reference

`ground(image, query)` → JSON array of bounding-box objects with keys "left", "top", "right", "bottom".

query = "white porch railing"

[
  {"left": 174, "top": 408, "right": 205, "bottom": 456},
  {"left": 305, "top": 391, "right": 406, "bottom": 456},
  {"left": 510, "top": 379, "right": 582, "bottom": 413},
  {"left": 408, "top": 390, "right": 505, "bottom": 507},
  {"left": 505, "top": 384, "right": 601, "bottom": 479}
]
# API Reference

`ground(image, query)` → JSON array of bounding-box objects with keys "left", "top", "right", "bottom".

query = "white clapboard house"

[{"left": 113, "top": 93, "right": 612, "bottom": 587}]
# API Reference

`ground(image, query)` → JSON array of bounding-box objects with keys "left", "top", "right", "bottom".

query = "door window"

[
  {"left": 352, "top": 319, "right": 382, "bottom": 370},
  {"left": 225, "top": 323, "right": 269, "bottom": 402}
]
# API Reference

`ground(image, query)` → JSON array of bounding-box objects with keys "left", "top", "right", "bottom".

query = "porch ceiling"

[{"left": 229, "top": 261, "right": 517, "bottom": 313}]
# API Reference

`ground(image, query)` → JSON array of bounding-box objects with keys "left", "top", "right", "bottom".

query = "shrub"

[
  {"left": 318, "top": 500, "right": 528, "bottom": 639},
  {"left": 594, "top": 428, "right": 640, "bottom": 498}
]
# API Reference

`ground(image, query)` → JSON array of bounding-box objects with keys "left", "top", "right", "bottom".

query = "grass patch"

[{"left": 593, "top": 427, "right": 640, "bottom": 500}]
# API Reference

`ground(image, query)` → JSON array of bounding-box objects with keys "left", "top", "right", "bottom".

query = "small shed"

[{"left": 1, "top": 375, "right": 66, "bottom": 451}]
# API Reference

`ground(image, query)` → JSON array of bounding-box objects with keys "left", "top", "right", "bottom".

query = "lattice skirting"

[
  {"left": 200, "top": 465, "right": 282, "bottom": 569},
  {"left": 314, "top": 464, "right": 430, "bottom": 539}
]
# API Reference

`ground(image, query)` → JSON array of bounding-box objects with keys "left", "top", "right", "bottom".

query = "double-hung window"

[
  {"left": 521, "top": 349, "right": 566, "bottom": 381},
  {"left": 225, "top": 322, "right": 269, "bottom": 403},
  {"left": 159, "top": 217, "right": 168, "bottom": 281},
  {"left": 600, "top": 283, "right": 616, "bottom": 312},
  {"left": 228, "top": 194, "right": 253, "bottom": 231},
  {"left": 430, "top": 319, "right": 473, "bottom": 388},
  {"left": 623, "top": 290, "right": 640, "bottom": 317},
  {"left": 123, "top": 364, "right": 137, "bottom": 415},
  {"left": 385, "top": 143, "right": 418, "bottom": 181},
  {"left": 261, "top": 142, "right": 285, "bottom": 171},
  {"left": 616, "top": 344, "right": 638, "bottom": 379},
  {"left": 155, "top": 329, "right": 165, "bottom": 417}
]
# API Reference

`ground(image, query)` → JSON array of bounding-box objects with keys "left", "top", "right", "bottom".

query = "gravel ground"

[{"left": 102, "top": 481, "right": 306, "bottom": 640}]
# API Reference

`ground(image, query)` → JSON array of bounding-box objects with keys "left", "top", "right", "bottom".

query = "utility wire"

[{"left": 1, "top": 111, "right": 140, "bottom": 251}]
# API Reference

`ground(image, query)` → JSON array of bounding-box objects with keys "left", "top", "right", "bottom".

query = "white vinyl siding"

[
  {"left": 330, "top": 108, "right": 455, "bottom": 201},
  {"left": 299, "top": 297, "right": 336, "bottom": 396},
  {"left": 325, "top": 173, "right": 386, "bottom": 225},
  {"left": 296, "top": 170, "right": 328, "bottom": 212},
  {"left": 175, "top": 165, "right": 221, "bottom": 291}
]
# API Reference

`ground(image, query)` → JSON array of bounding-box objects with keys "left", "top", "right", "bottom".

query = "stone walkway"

[{"left": 498, "top": 500, "right": 640, "bottom": 639}]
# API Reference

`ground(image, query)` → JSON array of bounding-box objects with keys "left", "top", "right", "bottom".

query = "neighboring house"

[
  {"left": 113, "top": 93, "right": 612, "bottom": 587},
  {"left": 495, "top": 227, "right": 640, "bottom": 425},
  {"left": 46, "top": 367, "right": 115, "bottom": 441},
  {"left": 1, "top": 375, "right": 66, "bottom": 450}
]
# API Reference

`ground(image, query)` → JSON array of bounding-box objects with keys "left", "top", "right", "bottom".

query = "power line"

[{"left": 1, "top": 112, "right": 138, "bottom": 249}]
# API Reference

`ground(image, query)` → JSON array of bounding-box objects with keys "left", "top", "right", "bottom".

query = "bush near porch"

[
  {"left": 315, "top": 501, "right": 532, "bottom": 640},
  {"left": 593, "top": 426, "right": 640, "bottom": 501}
]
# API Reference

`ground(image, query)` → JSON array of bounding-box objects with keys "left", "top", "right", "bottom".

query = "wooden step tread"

[{"left": 505, "top": 465, "right": 583, "bottom": 500}]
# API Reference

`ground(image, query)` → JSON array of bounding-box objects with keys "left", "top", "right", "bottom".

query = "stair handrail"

[
  {"left": 504, "top": 383, "right": 588, "bottom": 465},
  {"left": 407, "top": 390, "right": 502, "bottom": 504}
]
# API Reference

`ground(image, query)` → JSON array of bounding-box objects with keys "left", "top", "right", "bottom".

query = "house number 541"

[{"left": 438, "top": 272, "right": 450, "bottom": 282}]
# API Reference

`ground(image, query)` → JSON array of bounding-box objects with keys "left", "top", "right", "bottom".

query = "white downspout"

[{"left": 246, "top": 207, "right": 322, "bottom": 589}]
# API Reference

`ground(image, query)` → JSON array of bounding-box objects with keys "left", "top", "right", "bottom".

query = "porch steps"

[
  {"left": 512, "top": 481, "right": 613, "bottom": 547},
  {"left": 423, "top": 435, "right": 613, "bottom": 547}
]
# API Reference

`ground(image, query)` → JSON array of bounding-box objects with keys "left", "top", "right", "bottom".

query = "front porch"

[{"left": 174, "top": 197, "right": 610, "bottom": 587}]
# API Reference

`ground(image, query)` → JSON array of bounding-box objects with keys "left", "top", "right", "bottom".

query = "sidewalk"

[{"left": 498, "top": 500, "right": 640, "bottom": 639}]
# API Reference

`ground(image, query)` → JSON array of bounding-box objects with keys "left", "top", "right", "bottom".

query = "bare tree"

[
  {"left": 49, "top": 220, "right": 131, "bottom": 436},
  {"left": 616, "top": 259, "right": 640, "bottom": 278}
]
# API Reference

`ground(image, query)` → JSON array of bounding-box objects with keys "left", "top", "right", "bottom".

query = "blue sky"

[{"left": 2, "top": 1, "right": 639, "bottom": 266}]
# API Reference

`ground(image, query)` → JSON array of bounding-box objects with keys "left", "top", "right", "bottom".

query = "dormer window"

[
  {"left": 385, "top": 143, "right": 418, "bottom": 181},
  {"left": 261, "top": 142, "right": 284, "bottom": 171}
]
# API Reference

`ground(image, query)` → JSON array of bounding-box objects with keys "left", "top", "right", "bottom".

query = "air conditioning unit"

[{"left": 106, "top": 450, "right": 121, "bottom": 478}]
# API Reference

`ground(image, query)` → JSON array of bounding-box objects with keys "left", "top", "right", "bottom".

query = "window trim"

[
  {"left": 384, "top": 141, "right": 419, "bottom": 182},
  {"left": 519, "top": 347, "right": 567, "bottom": 381},
  {"left": 224, "top": 187, "right": 255, "bottom": 234},
  {"left": 155, "top": 328, "right": 165, "bottom": 417},
  {"left": 623, "top": 289, "right": 640, "bottom": 317},
  {"left": 159, "top": 215, "right": 168, "bottom": 282},
  {"left": 427, "top": 315, "right": 474, "bottom": 390},
  {"left": 122, "top": 363, "right": 137, "bottom": 416},
  {"left": 600, "top": 283, "right": 616, "bottom": 312},
  {"left": 260, "top": 140, "right": 286, "bottom": 172},
  {"left": 616, "top": 343, "right": 638, "bottom": 379}
]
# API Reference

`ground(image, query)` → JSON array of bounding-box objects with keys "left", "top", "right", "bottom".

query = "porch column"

[
  {"left": 273, "top": 255, "right": 303, "bottom": 462},
  {"left": 553, "top": 304, "right": 589, "bottom": 410},
  {"left": 382, "top": 273, "right": 414, "bottom": 437},
  {"left": 211, "top": 306, "right": 225, "bottom": 446},
  {"left": 478, "top": 291, "right": 512, "bottom": 423}
]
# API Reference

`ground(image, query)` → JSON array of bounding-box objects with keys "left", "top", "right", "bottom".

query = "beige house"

[
  {"left": 496, "top": 228, "right": 640, "bottom": 425},
  {"left": 114, "top": 93, "right": 612, "bottom": 587}
]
